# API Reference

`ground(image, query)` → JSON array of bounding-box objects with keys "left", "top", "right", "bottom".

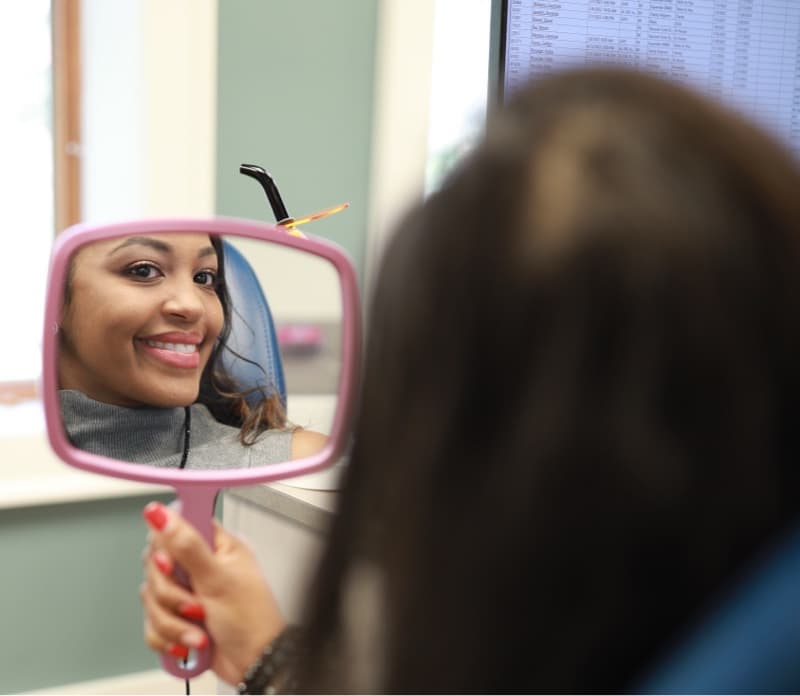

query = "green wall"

[
  {"left": 0, "top": 493, "right": 173, "bottom": 693},
  {"left": 215, "top": 0, "right": 378, "bottom": 281}
]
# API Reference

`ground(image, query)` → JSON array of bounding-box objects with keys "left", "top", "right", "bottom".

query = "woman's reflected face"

[{"left": 58, "top": 234, "right": 224, "bottom": 408}]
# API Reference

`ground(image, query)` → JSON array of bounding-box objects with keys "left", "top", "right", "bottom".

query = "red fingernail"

[
  {"left": 167, "top": 643, "right": 189, "bottom": 659},
  {"left": 153, "top": 551, "right": 173, "bottom": 576},
  {"left": 143, "top": 502, "right": 168, "bottom": 531},
  {"left": 179, "top": 602, "right": 206, "bottom": 621}
]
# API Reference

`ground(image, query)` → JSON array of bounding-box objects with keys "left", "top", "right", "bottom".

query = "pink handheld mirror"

[{"left": 41, "top": 217, "right": 361, "bottom": 679}]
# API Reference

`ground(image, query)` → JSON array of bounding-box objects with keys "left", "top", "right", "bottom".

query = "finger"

[
  {"left": 140, "top": 530, "right": 158, "bottom": 563},
  {"left": 210, "top": 517, "right": 239, "bottom": 554},
  {"left": 141, "top": 546, "right": 174, "bottom": 577},
  {"left": 140, "top": 581, "right": 208, "bottom": 652},
  {"left": 144, "top": 552, "right": 202, "bottom": 616},
  {"left": 143, "top": 613, "right": 200, "bottom": 660},
  {"left": 143, "top": 502, "right": 219, "bottom": 579},
  {"left": 143, "top": 612, "right": 170, "bottom": 653}
]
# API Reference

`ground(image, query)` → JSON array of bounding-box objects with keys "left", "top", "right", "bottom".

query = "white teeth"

[{"left": 145, "top": 340, "right": 198, "bottom": 354}]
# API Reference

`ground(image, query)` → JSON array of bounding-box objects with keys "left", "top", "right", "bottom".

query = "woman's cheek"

[{"left": 209, "top": 300, "right": 224, "bottom": 341}]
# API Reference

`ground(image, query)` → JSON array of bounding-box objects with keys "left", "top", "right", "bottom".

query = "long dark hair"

[
  {"left": 199, "top": 236, "right": 287, "bottom": 442},
  {"left": 296, "top": 68, "right": 800, "bottom": 691}
]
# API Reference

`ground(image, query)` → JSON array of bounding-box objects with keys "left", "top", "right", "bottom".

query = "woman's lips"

[{"left": 138, "top": 338, "right": 201, "bottom": 369}]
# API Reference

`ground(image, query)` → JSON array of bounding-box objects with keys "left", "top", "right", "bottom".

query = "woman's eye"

[
  {"left": 126, "top": 263, "right": 162, "bottom": 280},
  {"left": 194, "top": 270, "right": 217, "bottom": 287}
]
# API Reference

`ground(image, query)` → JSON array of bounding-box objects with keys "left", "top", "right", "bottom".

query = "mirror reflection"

[{"left": 57, "top": 231, "right": 342, "bottom": 470}]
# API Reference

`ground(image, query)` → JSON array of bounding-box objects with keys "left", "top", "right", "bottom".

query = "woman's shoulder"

[
  {"left": 290, "top": 429, "right": 328, "bottom": 459},
  {"left": 188, "top": 402, "right": 295, "bottom": 467}
]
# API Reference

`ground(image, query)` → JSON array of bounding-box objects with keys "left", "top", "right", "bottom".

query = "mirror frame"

[{"left": 42, "top": 216, "right": 361, "bottom": 487}]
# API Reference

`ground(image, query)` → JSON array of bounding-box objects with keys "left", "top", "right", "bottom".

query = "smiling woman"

[
  {"left": 59, "top": 234, "right": 224, "bottom": 408},
  {"left": 56, "top": 232, "right": 326, "bottom": 470}
]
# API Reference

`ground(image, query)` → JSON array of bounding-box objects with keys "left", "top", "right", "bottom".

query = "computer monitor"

[{"left": 489, "top": 0, "right": 800, "bottom": 157}]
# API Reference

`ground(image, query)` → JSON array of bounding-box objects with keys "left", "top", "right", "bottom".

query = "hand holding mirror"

[{"left": 41, "top": 217, "right": 360, "bottom": 678}]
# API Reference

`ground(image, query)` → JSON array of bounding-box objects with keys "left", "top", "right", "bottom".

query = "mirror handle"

[{"left": 159, "top": 485, "right": 219, "bottom": 679}]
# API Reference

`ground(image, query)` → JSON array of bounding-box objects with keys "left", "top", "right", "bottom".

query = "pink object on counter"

[{"left": 277, "top": 323, "right": 323, "bottom": 349}]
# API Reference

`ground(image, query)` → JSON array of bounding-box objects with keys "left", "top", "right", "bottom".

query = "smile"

[
  {"left": 138, "top": 339, "right": 202, "bottom": 369},
  {"left": 144, "top": 340, "right": 198, "bottom": 354}
]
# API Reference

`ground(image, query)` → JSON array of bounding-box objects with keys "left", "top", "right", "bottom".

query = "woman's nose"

[{"left": 161, "top": 281, "right": 205, "bottom": 322}]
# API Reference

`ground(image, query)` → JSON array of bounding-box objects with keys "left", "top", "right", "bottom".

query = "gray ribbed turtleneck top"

[{"left": 59, "top": 389, "right": 293, "bottom": 469}]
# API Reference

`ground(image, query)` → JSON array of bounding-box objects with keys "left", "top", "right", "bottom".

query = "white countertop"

[
  {"left": 0, "top": 433, "right": 172, "bottom": 509},
  {"left": 0, "top": 433, "right": 342, "bottom": 523},
  {"left": 227, "top": 479, "right": 339, "bottom": 532}
]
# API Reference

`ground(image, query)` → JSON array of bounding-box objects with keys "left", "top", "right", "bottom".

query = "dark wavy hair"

[
  {"left": 197, "top": 235, "right": 288, "bottom": 443},
  {"left": 296, "top": 68, "right": 800, "bottom": 692}
]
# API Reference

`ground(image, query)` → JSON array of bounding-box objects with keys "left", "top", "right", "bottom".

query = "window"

[
  {"left": 0, "top": 0, "right": 79, "bottom": 400},
  {"left": 425, "top": 0, "right": 492, "bottom": 194}
]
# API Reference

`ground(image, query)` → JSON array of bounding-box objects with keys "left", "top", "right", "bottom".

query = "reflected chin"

[
  {"left": 131, "top": 346, "right": 206, "bottom": 407},
  {"left": 137, "top": 382, "right": 200, "bottom": 409}
]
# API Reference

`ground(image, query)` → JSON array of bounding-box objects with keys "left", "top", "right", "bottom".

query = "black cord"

[{"left": 179, "top": 406, "right": 191, "bottom": 470}]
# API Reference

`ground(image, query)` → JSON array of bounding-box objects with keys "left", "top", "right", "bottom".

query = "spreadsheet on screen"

[{"left": 500, "top": 1, "right": 800, "bottom": 155}]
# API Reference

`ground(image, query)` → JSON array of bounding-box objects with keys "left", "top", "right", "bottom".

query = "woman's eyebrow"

[
  {"left": 109, "top": 236, "right": 171, "bottom": 255},
  {"left": 108, "top": 237, "right": 216, "bottom": 260}
]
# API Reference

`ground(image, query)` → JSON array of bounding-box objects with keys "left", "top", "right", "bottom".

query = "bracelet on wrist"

[{"left": 237, "top": 625, "right": 302, "bottom": 695}]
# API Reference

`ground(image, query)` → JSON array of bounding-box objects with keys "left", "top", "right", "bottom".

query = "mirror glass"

[{"left": 54, "top": 229, "right": 343, "bottom": 473}]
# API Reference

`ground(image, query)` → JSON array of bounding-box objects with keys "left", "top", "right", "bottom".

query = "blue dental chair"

[
  {"left": 218, "top": 239, "right": 286, "bottom": 406},
  {"left": 639, "top": 523, "right": 800, "bottom": 693}
]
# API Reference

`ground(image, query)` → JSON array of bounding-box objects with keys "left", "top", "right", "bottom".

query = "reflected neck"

[{"left": 59, "top": 389, "right": 186, "bottom": 467}]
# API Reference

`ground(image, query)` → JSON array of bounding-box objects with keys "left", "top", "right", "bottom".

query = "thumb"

[
  {"left": 210, "top": 518, "right": 240, "bottom": 555},
  {"left": 142, "top": 501, "right": 217, "bottom": 579}
]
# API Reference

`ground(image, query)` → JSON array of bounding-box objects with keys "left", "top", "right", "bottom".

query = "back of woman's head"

[{"left": 300, "top": 68, "right": 800, "bottom": 692}]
